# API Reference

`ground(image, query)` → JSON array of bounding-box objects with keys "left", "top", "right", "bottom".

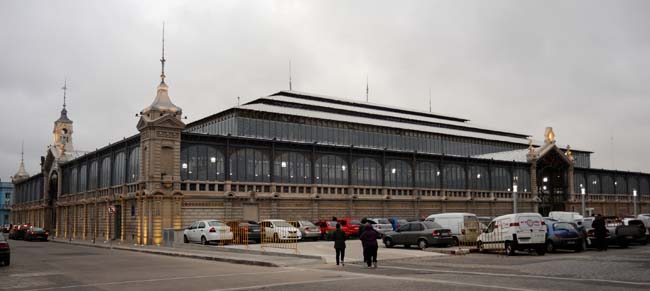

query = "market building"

[{"left": 11, "top": 48, "right": 650, "bottom": 245}]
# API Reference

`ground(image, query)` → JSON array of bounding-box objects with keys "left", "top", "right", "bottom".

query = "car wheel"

[
  {"left": 4, "top": 257, "right": 9, "bottom": 266},
  {"left": 477, "top": 241, "right": 484, "bottom": 253},
  {"left": 184, "top": 235, "right": 189, "bottom": 243},
  {"left": 273, "top": 233, "right": 280, "bottom": 242},
  {"left": 201, "top": 236, "right": 208, "bottom": 245},
  {"left": 640, "top": 239, "right": 648, "bottom": 246},
  {"left": 384, "top": 238, "right": 394, "bottom": 248},
  {"left": 575, "top": 240, "right": 585, "bottom": 253},
  {"left": 404, "top": 244, "right": 411, "bottom": 249},
  {"left": 618, "top": 240, "right": 628, "bottom": 249},
  {"left": 453, "top": 237, "right": 460, "bottom": 246},
  {"left": 536, "top": 246, "right": 546, "bottom": 256},
  {"left": 418, "top": 239, "right": 428, "bottom": 250},
  {"left": 504, "top": 242, "right": 514, "bottom": 256},
  {"left": 546, "top": 241, "right": 556, "bottom": 253}
]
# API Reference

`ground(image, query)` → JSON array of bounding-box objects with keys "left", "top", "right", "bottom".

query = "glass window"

[
  {"left": 513, "top": 168, "right": 531, "bottom": 192},
  {"left": 468, "top": 165, "right": 489, "bottom": 190},
  {"left": 351, "top": 157, "right": 381, "bottom": 186},
  {"left": 491, "top": 167, "right": 511, "bottom": 191},
  {"left": 112, "top": 152, "right": 125, "bottom": 186},
  {"left": 229, "top": 148, "right": 270, "bottom": 183},
  {"left": 128, "top": 147, "right": 140, "bottom": 183},
  {"left": 384, "top": 159, "right": 412, "bottom": 188},
  {"left": 79, "top": 165, "right": 87, "bottom": 192},
  {"left": 89, "top": 161, "right": 98, "bottom": 190},
  {"left": 315, "top": 154, "right": 348, "bottom": 185},
  {"left": 274, "top": 152, "right": 311, "bottom": 184},
  {"left": 416, "top": 161, "right": 440, "bottom": 188},
  {"left": 443, "top": 163, "right": 465, "bottom": 189}
]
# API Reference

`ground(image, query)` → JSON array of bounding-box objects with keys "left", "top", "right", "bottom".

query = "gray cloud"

[{"left": 1, "top": 0, "right": 649, "bottom": 180}]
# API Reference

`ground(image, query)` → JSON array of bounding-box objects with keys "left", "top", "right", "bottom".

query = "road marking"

[
  {"left": 374, "top": 265, "right": 650, "bottom": 287},
  {"left": 287, "top": 267, "right": 535, "bottom": 291},
  {"left": 10, "top": 272, "right": 64, "bottom": 278},
  {"left": 21, "top": 270, "right": 296, "bottom": 291},
  {"left": 209, "top": 276, "right": 364, "bottom": 291}
]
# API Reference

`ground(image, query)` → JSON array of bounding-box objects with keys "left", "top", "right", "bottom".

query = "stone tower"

[
  {"left": 53, "top": 82, "right": 74, "bottom": 156},
  {"left": 135, "top": 24, "right": 185, "bottom": 245}
]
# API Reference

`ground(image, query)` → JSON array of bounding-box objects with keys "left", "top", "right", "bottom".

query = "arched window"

[
  {"left": 601, "top": 175, "right": 614, "bottom": 194},
  {"left": 89, "top": 160, "right": 99, "bottom": 190},
  {"left": 351, "top": 157, "right": 381, "bottom": 186},
  {"left": 443, "top": 163, "right": 465, "bottom": 189},
  {"left": 415, "top": 161, "right": 440, "bottom": 188},
  {"left": 385, "top": 159, "right": 412, "bottom": 188},
  {"left": 315, "top": 154, "right": 348, "bottom": 185},
  {"left": 79, "top": 165, "right": 87, "bottom": 192},
  {"left": 128, "top": 147, "right": 140, "bottom": 183},
  {"left": 112, "top": 152, "right": 125, "bottom": 186},
  {"left": 181, "top": 145, "right": 225, "bottom": 181},
  {"left": 587, "top": 174, "right": 600, "bottom": 194},
  {"left": 641, "top": 177, "right": 650, "bottom": 196},
  {"left": 615, "top": 176, "right": 627, "bottom": 194},
  {"left": 69, "top": 168, "right": 77, "bottom": 194},
  {"left": 468, "top": 165, "right": 489, "bottom": 190},
  {"left": 229, "top": 148, "right": 270, "bottom": 182},
  {"left": 100, "top": 156, "right": 112, "bottom": 188},
  {"left": 491, "top": 166, "right": 512, "bottom": 192},
  {"left": 574, "top": 172, "right": 586, "bottom": 194},
  {"left": 274, "top": 152, "right": 311, "bottom": 184}
]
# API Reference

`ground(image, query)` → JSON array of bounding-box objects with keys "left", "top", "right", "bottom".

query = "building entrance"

[{"left": 536, "top": 148, "right": 570, "bottom": 217}]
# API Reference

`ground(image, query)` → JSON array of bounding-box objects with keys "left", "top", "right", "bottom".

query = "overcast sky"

[{"left": 1, "top": 0, "right": 649, "bottom": 181}]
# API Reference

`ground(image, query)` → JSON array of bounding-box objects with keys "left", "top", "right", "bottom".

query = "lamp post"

[
  {"left": 633, "top": 190, "right": 638, "bottom": 217},
  {"left": 513, "top": 180, "right": 518, "bottom": 214},
  {"left": 581, "top": 187, "right": 586, "bottom": 217}
]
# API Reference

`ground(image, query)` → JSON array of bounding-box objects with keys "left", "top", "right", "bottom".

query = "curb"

[
  {"left": 50, "top": 239, "right": 279, "bottom": 267},
  {"left": 424, "top": 247, "right": 475, "bottom": 255}
]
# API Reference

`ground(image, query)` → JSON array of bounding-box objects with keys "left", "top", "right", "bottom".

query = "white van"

[
  {"left": 425, "top": 213, "right": 481, "bottom": 244},
  {"left": 477, "top": 213, "right": 547, "bottom": 256},
  {"left": 548, "top": 211, "right": 583, "bottom": 223}
]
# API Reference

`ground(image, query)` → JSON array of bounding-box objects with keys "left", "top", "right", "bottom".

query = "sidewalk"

[{"left": 49, "top": 238, "right": 324, "bottom": 267}]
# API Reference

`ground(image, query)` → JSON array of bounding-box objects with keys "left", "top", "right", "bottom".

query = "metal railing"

[{"left": 260, "top": 226, "right": 299, "bottom": 254}]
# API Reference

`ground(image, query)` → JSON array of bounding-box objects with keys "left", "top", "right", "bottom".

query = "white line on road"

[
  {"left": 375, "top": 265, "right": 650, "bottom": 287},
  {"left": 209, "top": 276, "right": 365, "bottom": 291},
  {"left": 20, "top": 270, "right": 296, "bottom": 291}
]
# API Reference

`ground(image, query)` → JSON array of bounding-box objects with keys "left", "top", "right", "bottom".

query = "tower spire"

[
  {"left": 365, "top": 74, "right": 369, "bottom": 102},
  {"left": 62, "top": 79, "right": 67, "bottom": 109},
  {"left": 160, "top": 22, "right": 166, "bottom": 83},
  {"left": 21, "top": 140, "right": 24, "bottom": 163}
]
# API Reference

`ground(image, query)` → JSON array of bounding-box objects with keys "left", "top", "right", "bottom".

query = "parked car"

[
  {"left": 226, "top": 221, "right": 261, "bottom": 243},
  {"left": 0, "top": 234, "right": 9, "bottom": 266},
  {"left": 183, "top": 220, "right": 233, "bottom": 245},
  {"left": 388, "top": 218, "right": 409, "bottom": 231},
  {"left": 337, "top": 218, "right": 362, "bottom": 237},
  {"left": 24, "top": 227, "right": 49, "bottom": 241},
  {"left": 8, "top": 224, "right": 30, "bottom": 240},
  {"left": 477, "top": 213, "right": 547, "bottom": 256},
  {"left": 259, "top": 219, "right": 302, "bottom": 241},
  {"left": 1, "top": 224, "right": 10, "bottom": 233},
  {"left": 544, "top": 219, "right": 584, "bottom": 253},
  {"left": 621, "top": 218, "right": 648, "bottom": 245},
  {"left": 548, "top": 211, "right": 584, "bottom": 223},
  {"left": 603, "top": 216, "right": 637, "bottom": 248},
  {"left": 425, "top": 213, "right": 481, "bottom": 245},
  {"left": 315, "top": 220, "right": 339, "bottom": 240},
  {"left": 366, "top": 218, "right": 392, "bottom": 235},
  {"left": 289, "top": 220, "right": 321, "bottom": 241},
  {"left": 383, "top": 221, "right": 454, "bottom": 249}
]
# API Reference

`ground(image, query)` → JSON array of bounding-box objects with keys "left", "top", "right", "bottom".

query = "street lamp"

[
  {"left": 581, "top": 187, "right": 586, "bottom": 217},
  {"left": 512, "top": 177, "right": 519, "bottom": 214},
  {"left": 633, "top": 190, "right": 638, "bottom": 217}
]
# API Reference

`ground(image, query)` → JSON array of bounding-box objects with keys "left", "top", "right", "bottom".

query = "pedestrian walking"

[
  {"left": 360, "top": 222, "right": 380, "bottom": 268},
  {"left": 333, "top": 223, "right": 346, "bottom": 266},
  {"left": 359, "top": 218, "right": 368, "bottom": 263},
  {"left": 592, "top": 214, "right": 608, "bottom": 251}
]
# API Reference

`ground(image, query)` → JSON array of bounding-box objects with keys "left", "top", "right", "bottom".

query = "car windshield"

[
  {"left": 583, "top": 219, "right": 593, "bottom": 228},
  {"left": 32, "top": 228, "right": 44, "bottom": 231},
  {"left": 628, "top": 220, "right": 644, "bottom": 226},
  {"left": 273, "top": 221, "right": 293, "bottom": 228},
  {"left": 423, "top": 221, "right": 443, "bottom": 229},
  {"left": 301, "top": 221, "right": 316, "bottom": 227},
  {"left": 376, "top": 219, "right": 390, "bottom": 224},
  {"left": 326, "top": 221, "right": 338, "bottom": 226},
  {"left": 208, "top": 221, "right": 226, "bottom": 227},
  {"left": 351, "top": 220, "right": 361, "bottom": 225}
]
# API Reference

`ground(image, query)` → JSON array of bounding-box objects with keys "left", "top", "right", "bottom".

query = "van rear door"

[{"left": 516, "top": 215, "right": 546, "bottom": 244}]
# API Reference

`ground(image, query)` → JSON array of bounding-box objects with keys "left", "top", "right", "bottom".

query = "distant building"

[
  {"left": 0, "top": 181, "right": 13, "bottom": 225},
  {"left": 10, "top": 41, "right": 649, "bottom": 245}
]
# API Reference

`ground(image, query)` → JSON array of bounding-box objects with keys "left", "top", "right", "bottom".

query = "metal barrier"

[
  {"left": 476, "top": 223, "right": 506, "bottom": 254},
  {"left": 220, "top": 221, "right": 249, "bottom": 247},
  {"left": 260, "top": 226, "right": 299, "bottom": 254},
  {"left": 457, "top": 220, "right": 482, "bottom": 249}
]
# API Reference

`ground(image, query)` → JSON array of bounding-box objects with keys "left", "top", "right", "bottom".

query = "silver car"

[
  {"left": 367, "top": 218, "right": 393, "bottom": 234},
  {"left": 289, "top": 220, "right": 321, "bottom": 241}
]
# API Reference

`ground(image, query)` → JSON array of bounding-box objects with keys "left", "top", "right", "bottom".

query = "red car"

[
  {"left": 337, "top": 218, "right": 362, "bottom": 237},
  {"left": 315, "top": 220, "right": 339, "bottom": 240}
]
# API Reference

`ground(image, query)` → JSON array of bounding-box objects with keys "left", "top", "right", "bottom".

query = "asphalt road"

[{"left": 2, "top": 240, "right": 650, "bottom": 291}]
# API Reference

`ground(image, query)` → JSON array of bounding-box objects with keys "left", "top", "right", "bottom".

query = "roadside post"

[{"left": 581, "top": 187, "right": 586, "bottom": 217}]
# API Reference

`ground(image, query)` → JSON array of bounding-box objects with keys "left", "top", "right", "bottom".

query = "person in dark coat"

[
  {"left": 359, "top": 218, "right": 368, "bottom": 263},
  {"left": 332, "top": 223, "right": 346, "bottom": 266},
  {"left": 360, "top": 223, "right": 380, "bottom": 268},
  {"left": 592, "top": 214, "right": 608, "bottom": 251}
]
